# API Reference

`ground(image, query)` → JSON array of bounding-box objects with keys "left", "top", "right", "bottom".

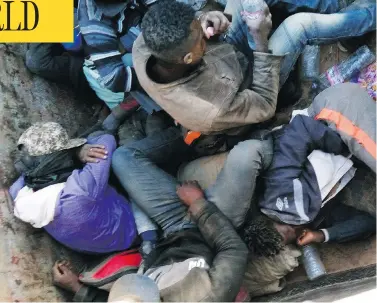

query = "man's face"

[
  {"left": 273, "top": 222, "right": 298, "bottom": 245},
  {"left": 186, "top": 20, "right": 207, "bottom": 65}
]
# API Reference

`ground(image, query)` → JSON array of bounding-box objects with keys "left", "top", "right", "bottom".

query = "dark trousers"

[
  {"left": 320, "top": 203, "right": 376, "bottom": 243},
  {"left": 25, "top": 43, "right": 97, "bottom": 101}
]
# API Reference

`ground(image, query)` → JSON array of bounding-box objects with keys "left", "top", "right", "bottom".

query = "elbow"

[
  {"left": 25, "top": 50, "right": 47, "bottom": 75},
  {"left": 266, "top": 105, "right": 277, "bottom": 120},
  {"left": 259, "top": 102, "right": 277, "bottom": 122}
]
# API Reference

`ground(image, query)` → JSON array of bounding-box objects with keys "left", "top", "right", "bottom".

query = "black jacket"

[{"left": 259, "top": 115, "right": 345, "bottom": 225}]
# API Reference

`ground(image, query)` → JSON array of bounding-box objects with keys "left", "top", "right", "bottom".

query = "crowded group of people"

[{"left": 9, "top": 0, "right": 376, "bottom": 301}]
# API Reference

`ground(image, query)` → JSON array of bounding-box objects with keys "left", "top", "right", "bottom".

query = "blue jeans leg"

[
  {"left": 206, "top": 136, "right": 274, "bottom": 228},
  {"left": 131, "top": 201, "right": 159, "bottom": 234},
  {"left": 224, "top": 0, "right": 375, "bottom": 87},
  {"left": 269, "top": 0, "right": 376, "bottom": 86},
  {"left": 264, "top": 0, "right": 347, "bottom": 13},
  {"left": 113, "top": 126, "right": 274, "bottom": 235},
  {"left": 222, "top": 0, "right": 345, "bottom": 13},
  {"left": 223, "top": 0, "right": 346, "bottom": 53},
  {"left": 112, "top": 127, "right": 194, "bottom": 237}
]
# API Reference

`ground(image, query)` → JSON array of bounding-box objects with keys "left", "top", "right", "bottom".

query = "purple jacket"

[{"left": 10, "top": 134, "right": 137, "bottom": 253}]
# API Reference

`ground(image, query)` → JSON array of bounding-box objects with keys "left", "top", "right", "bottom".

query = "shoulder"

[{"left": 133, "top": 35, "right": 151, "bottom": 58}]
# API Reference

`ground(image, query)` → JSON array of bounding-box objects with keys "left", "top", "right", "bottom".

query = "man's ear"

[{"left": 183, "top": 52, "right": 193, "bottom": 64}]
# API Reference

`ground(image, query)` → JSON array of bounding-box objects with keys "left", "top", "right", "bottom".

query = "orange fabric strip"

[
  {"left": 315, "top": 108, "right": 376, "bottom": 159},
  {"left": 184, "top": 131, "right": 201, "bottom": 145}
]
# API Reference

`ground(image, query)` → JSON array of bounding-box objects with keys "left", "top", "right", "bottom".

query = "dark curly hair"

[
  {"left": 242, "top": 215, "right": 284, "bottom": 257},
  {"left": 141, "top": 0, "right": 196, "bottom": 60}
]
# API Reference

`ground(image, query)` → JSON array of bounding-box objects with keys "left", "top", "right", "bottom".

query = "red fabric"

[
  {"left": 120, "top": 99, "right": 139, "bottom": 111},
  {"left": 92, "top": 251, "right": 142, "bottom": 279}
]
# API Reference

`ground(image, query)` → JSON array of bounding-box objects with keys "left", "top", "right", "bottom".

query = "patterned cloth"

[
  {"left": 350, "top": 63, "right": 376, "bottom": 100},
  {"left": 17, "top": 122, "right": 86, "bottom": 156}
]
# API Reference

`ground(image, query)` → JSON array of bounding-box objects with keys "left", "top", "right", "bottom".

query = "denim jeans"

[
  {"left": 112, "top": 127, "right": 273, "bottom": 237},
  {"left": 132, "top": 201, "right": 158, "bottom": 234},
  {"left": 218, "top": 0, "right": 349, "bottom": 12},
  {"left": 224, "top": 0, "right": 376, "bottom": 87}
]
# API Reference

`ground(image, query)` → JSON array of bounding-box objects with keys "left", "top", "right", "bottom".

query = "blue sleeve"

[
  {"left": 78, "top": 1, "right": 133, "bottom": 93},
  {"left": 271, "top": 115, "right": 344, "bottom": 180},
  {"left": 61, "top": 134, "right": 116, "bottom": 201},
  {"left": 325, "top": 203, "right": 376, "bottom": 243},
  {"left": 9, "top": 176, "right": 25, "bottom": 200}
]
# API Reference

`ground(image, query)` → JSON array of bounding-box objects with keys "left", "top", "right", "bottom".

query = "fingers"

[
  {"left": 85, "top": 146, "right": 108, "bottom": 163},
  {"left": 89, "top": 148, "right": 108, "bottom": 158},
  {"left": 53, "top": 262, "right": 62, "bottom": 276},
  {"left": 218, "top": 15, "right": 230, "bottom": 33},
  {"left": 210, "top": 16, "right": 221, "bottom": 35},
  {"left": 88, "top": 144, "right": 107, "bottom": 151},
  {"left": 297, "top": 230, "right": 311, "bottom": 246},
  {"left": 297, "top": 237, "right": 309, "bottom": 246},
  {"left": 201, "top": 12, "right": 230, "bottom": 38},
  {"left": 201, "top": 21, "right": 211, "bottom": 39}
]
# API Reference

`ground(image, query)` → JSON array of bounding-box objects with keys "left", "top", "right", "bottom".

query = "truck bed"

[{"left": 0, "top": 7, "right": 375, "bottom": 301}]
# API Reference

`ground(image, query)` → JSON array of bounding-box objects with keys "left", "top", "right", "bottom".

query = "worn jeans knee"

[
  {"left": 231, "top": 136, "right": 274, "bottom": 171},
  {"left": 205, "top": 136, "right": 274, "bottom": 228},
  {"left": 112, "top": 146, "right": 135, "bottom": 177}
]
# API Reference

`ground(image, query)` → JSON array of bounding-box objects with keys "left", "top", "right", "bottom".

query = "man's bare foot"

[
  {"left": 176, "top": 181, "right": 204, "bottom": 206},
  {"left": 297, "top": 229, "right": 325, "bottom": 246},
  {"left": 52, "top": 260, "right": 83, "bottom": 294}
]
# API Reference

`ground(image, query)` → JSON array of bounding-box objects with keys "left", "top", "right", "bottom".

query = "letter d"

[{"left": 22, "top": 1, "right": 39, "bottom": 30}]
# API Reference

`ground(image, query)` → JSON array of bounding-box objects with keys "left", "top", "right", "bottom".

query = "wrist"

[
  {"left": 75, "top": 147, "right": 83, "bottom": 162},
  {"left": 188, "top": 197, "right": 207, "bottom": 217},
  {"left": 254, "top": 38, "right": 269, "bottom": 53},
  {"left": 319, "top": 229, "right": 329, "bottom": 243},
  {"left": 72, "top": 281, "right": 84, "bottom": 294}
]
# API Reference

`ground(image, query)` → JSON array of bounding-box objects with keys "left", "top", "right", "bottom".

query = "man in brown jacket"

[{"left": 133, "top": 0, "right": 280, "bottom": 138}]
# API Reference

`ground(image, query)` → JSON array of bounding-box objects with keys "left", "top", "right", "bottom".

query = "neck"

[{"left": 154, "top": 58, "right": 198, "bottom": 83}]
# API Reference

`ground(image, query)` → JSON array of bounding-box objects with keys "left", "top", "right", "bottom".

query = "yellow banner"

[{"left": 0, "top": 0, "right": 73, "bottom": 42}]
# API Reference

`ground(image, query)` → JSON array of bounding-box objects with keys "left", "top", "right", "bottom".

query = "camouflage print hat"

[{"left": 17, "top": 122, "right": 87, "bottom": 156}]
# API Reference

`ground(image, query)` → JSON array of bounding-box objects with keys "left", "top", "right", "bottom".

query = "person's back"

[{"left": 10, "top": 123, "right": 137, "bottom": 254}]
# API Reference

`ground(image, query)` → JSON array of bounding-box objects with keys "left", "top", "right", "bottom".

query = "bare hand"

[
  {"left": 77, "top": 144, "right": 108, "bottom": 163},
  {"left": 297, "top": 229, "right": 325, "bottom": 246},
  {"left": 241, "top": 1, "right": 272, "bottom": 51},
  {"left": 199, "top": 11, "right": 231, "bottom": 39},
  {"left": 176, "top": 180, "right": 204, "bottom": 206},
  {"left": 52, "top": 260, "right": 82, "bottom": 293}
]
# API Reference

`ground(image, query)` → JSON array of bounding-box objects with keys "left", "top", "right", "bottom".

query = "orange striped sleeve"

[{"left": 315, "top": 108, "right": 376, "bottom": 159}]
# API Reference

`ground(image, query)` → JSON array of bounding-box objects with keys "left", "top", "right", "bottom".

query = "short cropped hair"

[
  {"left": 242, "top": 216, "right": 284, "bottom": 257},
  {"left": 141, "top": 0, "right": 196, "bottom": 60}
]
